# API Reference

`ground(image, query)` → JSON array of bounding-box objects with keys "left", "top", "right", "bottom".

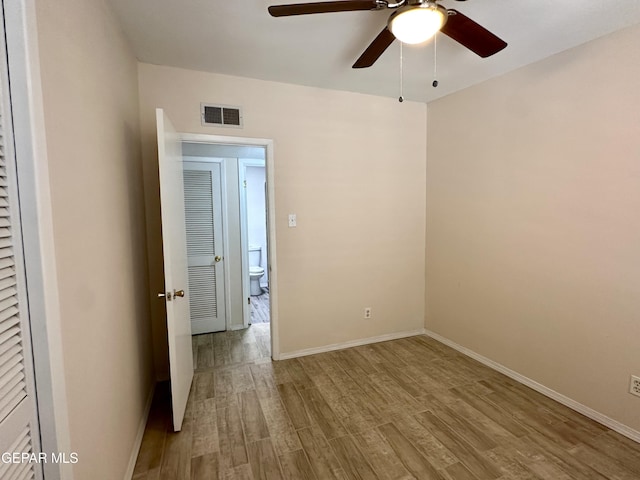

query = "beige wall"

[
  {"left": 138, "top": 64, "right": 427, "bottom": 375},
  {"left": 36, "top": 0, "right": 153, "bottom": 477},
  {"left": 426, "top": 24, "right": 640, "bottom": 431}
]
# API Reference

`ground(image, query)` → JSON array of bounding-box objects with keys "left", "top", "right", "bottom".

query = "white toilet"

[{"left": 248, "top": 245, "right": 265, "bottom": 296}]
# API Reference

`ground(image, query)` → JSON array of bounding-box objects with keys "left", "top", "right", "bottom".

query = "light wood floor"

[
  {"left": 191, "top": 324, "right": 271, "bottom": 372},
  {"left": 133, "top": 327, "right": 640, "bottom": 479},
  {"left": 250, "top": 291, "right": 270, "bottom": 324}
]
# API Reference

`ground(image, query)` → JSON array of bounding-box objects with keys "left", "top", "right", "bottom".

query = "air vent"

[{"left": 201, "top": 103, "right": 243, "bottom": 128}]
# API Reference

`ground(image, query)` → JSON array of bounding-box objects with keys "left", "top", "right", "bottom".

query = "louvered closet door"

[
  {"left": 0, "top": 7, "right": 42, "bottom": 479},
  {"left": 183, "top": 161, "right": 226, "bottom": 334}
]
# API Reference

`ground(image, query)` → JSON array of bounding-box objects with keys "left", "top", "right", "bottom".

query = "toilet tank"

[{"left": 248, "top": 245, "right": 261, "bottom": 267}]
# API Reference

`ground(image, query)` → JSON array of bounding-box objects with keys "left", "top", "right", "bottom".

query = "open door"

[{"left": 156, "top": 108, "right": 193, "bottom": 431}]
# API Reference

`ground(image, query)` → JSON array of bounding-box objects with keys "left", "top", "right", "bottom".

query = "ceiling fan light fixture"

[{"left": 389, "top": 3, "right": 447, "bottom": 45}]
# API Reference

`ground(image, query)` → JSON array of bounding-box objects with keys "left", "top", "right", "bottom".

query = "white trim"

[
  {"left": 124, "top": 384, "right": 156, "bottom": 480},
  {"left": 265, "top": 141, "right": 278, "bottom": 359},
  {"left": 279, "top": 329, "right": 427, "bottom": 360},
  {"left": 238, "top": 157, "right": 266, "bottom": 330},
  {"left": 239, "top": 159, "right": 266, "bottom": 167},
  {"left": 179, "top": 133, "right": 269, "bottom": 147},
  {"left": 237, "top": 160, "right": 250, "bottom": 329},
  {"left": 219, "top": 159, "right": 232, "bottom": 331},
  {"left": 424, "top": 329, "right": 640, "bottom": 444},
  {"left": 4, "top": 1, "right": 73, "bottom": 479},
  {"left": 179, "top": 134, "right": 280, "bottom": 359}
]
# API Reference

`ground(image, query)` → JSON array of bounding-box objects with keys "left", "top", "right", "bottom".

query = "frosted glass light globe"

[{"left": 389, "top": 5, "right": 447, "bottom": 45}]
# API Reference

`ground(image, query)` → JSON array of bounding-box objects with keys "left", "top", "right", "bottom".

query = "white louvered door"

[
  {"left": 183, "top": 161, "right": 226, "bottom": 334},
  {"left": 0, "top": 6, "right": 42, "bottom": 478}
]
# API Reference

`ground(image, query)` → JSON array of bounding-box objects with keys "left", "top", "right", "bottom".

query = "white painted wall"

[
  {"left": 35, "top": 0, "right": 154, "bottom": 477},
  {"left": 246, "top": 166, "right": 269, "bottom": 286},
  {"left": 426, "top": 23, "right": 640, "bottom": 433},
  {"left": 138, "top": 64, "right": 427, "bottom": 374}
]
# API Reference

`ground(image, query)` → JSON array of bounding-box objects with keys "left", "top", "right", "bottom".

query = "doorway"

[
  {"left": 180, "top": 137, "right": 278, "bottom": 367},
  {"left": 239, "top": 159, "right": 270, "bottom": 327},
  {"left": 155, "top": 113, "right": 280, "bottom": 430}
]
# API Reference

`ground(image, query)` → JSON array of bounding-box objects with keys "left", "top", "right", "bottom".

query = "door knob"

[
  {"left": 157, "top": 291, "right": 172, "bottom": 301},
  {"left": 214, "top": 256, "right": 222, "bottom": 263},
  {"left": 173, "top": 289, "right": 185, "bottom": 298}
]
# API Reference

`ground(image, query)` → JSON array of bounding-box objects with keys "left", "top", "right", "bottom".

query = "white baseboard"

[
  {"left": 124, "top": 382, "right": 156, "bottom": 480},
  {"left": 279, "top": 328, "right": 427, "bottom": 360},
  {"left": 424, "top": 329, "right": 640, "bottom": 444}
]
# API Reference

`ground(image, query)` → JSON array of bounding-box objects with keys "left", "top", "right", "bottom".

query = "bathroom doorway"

[{"left": 239, "top": 159, "right": 270, "bottom": 326}]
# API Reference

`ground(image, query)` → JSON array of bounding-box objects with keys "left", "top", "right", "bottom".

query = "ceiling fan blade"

[
  {"left": 268, "top": 1, "right": 380, "bottom": 17},
  {"left": 352, "top": 27, "right": 395, "bottom": 68},
  {"left": 440, "top": 9, "right": 507, "bottom": 58}
]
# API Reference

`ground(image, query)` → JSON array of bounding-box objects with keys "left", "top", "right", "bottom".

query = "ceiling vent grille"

[{"left": 201, "top": 103, "right": 243, "bottom": 128}]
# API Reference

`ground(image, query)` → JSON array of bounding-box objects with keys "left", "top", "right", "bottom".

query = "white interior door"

[
  {"left": 183, "top": 161, "right": 227, "bottom": 334},
  {"left": 156, "top": 109, "right": 193, "bottom": 431}
]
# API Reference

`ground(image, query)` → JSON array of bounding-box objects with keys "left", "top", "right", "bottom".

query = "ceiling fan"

[{"left": 268, "top": 0, "right": 507, "bottom": 68}]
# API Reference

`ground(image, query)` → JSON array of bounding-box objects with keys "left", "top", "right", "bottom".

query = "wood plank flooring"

[
  {"left": 250, "top": 290, "right": 270, "bottom": 324},
  {"left": 133, "top": 328, "right": 640, "bottom": 479}
]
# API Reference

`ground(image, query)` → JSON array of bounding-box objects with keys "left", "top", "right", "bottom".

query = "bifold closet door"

[{"left": 0, "top": 7, "right": 42, "bottom": 478}]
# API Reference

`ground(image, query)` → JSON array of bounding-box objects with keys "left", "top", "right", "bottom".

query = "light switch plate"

[{"left": 288, "top": 214, "right": 297, "bottom": 228}]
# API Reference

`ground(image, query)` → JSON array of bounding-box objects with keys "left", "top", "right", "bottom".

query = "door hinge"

[
  {"left": 243, "top": 180, "right": 247, "bottom": 188},
  {"left": 248, "top": 297, "right": 251, "bottom": 305}
]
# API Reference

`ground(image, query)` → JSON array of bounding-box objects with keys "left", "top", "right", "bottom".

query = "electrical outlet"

[
  {"left": 364, "top": 307, "right": 371, "bottom": 319},
  {"left": 630, "top": 375, "right": 640, "bottom": 397}
]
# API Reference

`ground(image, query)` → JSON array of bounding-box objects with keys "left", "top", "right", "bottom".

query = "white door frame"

[
  {"left": 180, "top": 133, "right": 280, "bottom": 360},
  {"left": 4, "top": 0, "right": 73, "bottom": 478},
  {"left": 238, "top": 157, "right": 267, "bottom": 330}
]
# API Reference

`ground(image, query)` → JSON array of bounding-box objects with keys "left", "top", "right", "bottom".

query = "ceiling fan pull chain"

[
  {"left": 399, "top": 41, "right": 404, "bottom": 103},
  {"left": 432, "top": 33, "right": 439, "bottom": 88}
]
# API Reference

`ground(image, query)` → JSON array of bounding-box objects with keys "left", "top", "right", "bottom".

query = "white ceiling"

[{"left": 109, "top": 0, "right": 640, "bottom": 103}]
